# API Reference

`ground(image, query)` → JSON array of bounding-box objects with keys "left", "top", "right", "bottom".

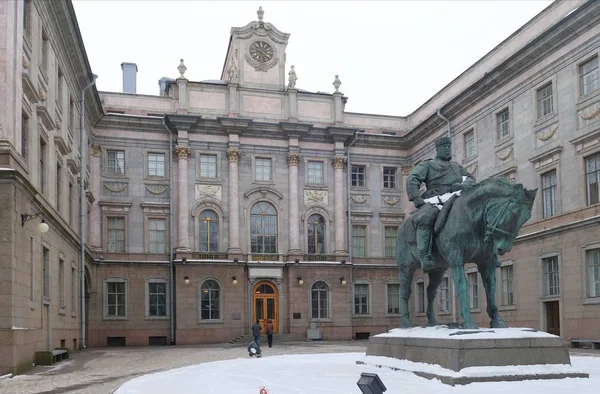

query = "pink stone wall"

[
  {"left": 188, "top": 90, "right": 227, "bottom": 111},
  {"left": 297, "top": 100, "right": 332, "bottom": 120},
  {"left": 241, "top": 95, "right": 282, "bottom": 116}
]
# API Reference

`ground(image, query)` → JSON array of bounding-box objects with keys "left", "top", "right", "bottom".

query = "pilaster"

[
  {"left": 287, "top": 151, "right": 301, "bottom": 258},
  {"left": 174, "top": 145, "right": 191, "bottom": 251},
  {"left": 332, "top": 156, "right": 347, "bottom": 254},
  {"left": 226, "top": 147, "right": 242, "bottom": 259}
]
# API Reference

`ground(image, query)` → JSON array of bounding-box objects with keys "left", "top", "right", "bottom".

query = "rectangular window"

[
  {"left": 352, "top": 225, "right": 366, "bottom": 257},
  {"left": 68, "top": 98, "right": 75, "bottom": 136},
  {"left": 71, "top": 267, "right": 77, "bottom": 312},
  {"left": 464, "top": 131, "right": 476, "bottom": 158},
  {"left": 354, "top": 283, "right": 369, "bottom": 315},
  {"left": 496, "top": 109, "right": 510, "bottom": 140},
  {"left": 439, "top": 277, "right": 449, "bottom": 312},
  {"left": 56, "top": 163, "right": 61, "bottom": 213},
  {"left": 59, "top": 259, "right": 65, "bottom": 308},
  {"left": 148, "top": 218, "right": 166, "bottom": 253},
  {"left": 501, "top": 265, "right": 515, "bottom": 305},
  {"left": 468, "top": 272, "right": 479, "bottom": 309},
  {"left": 40, "top": 138, "right": 46, "bottom": 194},
  {"left": 147, "top": 153, "right": 165, "bottom": 177},
  {"left": 537, "top": 83, "right": 554, "bottom": 118},
  {"left": 384, "top": 226, "right": 397, "bottom": 258},
  {"left": 148, "top": 282, "right": 167, "bottom": 317},
  {"left": 587, "top": 249, "right": 600, "bottom": 298},
  {"left": 21, "top": 113, "right": 29, "bottom": 161},
  {"left": 351, "top": 165, "right": 366, "bottom": 187},
  {"left": 383, "top": 167, "right": 397, "bottom": 189},
  {"left": 387, "top": 284, "right": 400, "bottom": 314},
  {"left": 68, "top": 182, "right": 73, "bottom": 226},
  {"left": 542, "top": 170, "right": 557, "bottom": 218},
  {"left": 106, "top": 282, "right": 126, "bottom": 317},
  {"left": 107, "top": 217, "right": 126, "bottom": 252},
  {"left": 580, "top": 56, "right": 599, "bottom": 96},
  {"left": 30, "top": 237, "right": 34, "bottom": 301},
  {"left": 199, "top": 154, "right": 217, "bottom": 178},
  {"left": 417, "top": 282, "right": 425, "bottom": 313},
  {"left": 56, "top": 69, "right": 64, "bottom": 110},
  {"left": 106, "top": 150, "right": 125, "bottom": 174},
  {"left": 42, "top": 247, "right": 50, "bottom": 299},
  {"left": 41, "top": 29, "right": 49, "bottom": 75},
  {"left": 586, "top": 153, "right": 600, "bottom": 205},
  {"left": 543, "top": 256, "right": 560, "bottom": 297},
  {"left": 23, "top": 0, "right": 31, "bottom": 39},
  {"left": 255, "top": 158, "right": 272, "bottom": 181},
  {"left": 307, "top": 161, "right": 324, "bottom": 184}
]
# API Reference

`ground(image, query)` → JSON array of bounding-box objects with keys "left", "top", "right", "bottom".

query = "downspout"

[
  {"left": 346, "top": 131, "right": 359, "bottom": 323},
  {"left": 162, "top": 117, "right": 175, "bottom": 344},
  {"left": 435, "top": 108, "right": 456, "bottom": 324},
  {"left": 80, "top": 74, "right": 97, "bottom": 350}
]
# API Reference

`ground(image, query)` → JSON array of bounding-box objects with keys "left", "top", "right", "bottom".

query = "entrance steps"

[{"left": 228, "top": 333, "right": 310, "bottom": 345}]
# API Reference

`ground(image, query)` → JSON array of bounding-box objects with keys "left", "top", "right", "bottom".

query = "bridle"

[{"left": 483, "top": 191, "right": 519, "bottom": 244}]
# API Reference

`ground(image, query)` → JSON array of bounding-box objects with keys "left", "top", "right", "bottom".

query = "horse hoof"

[
  {"left": 401, "top": 319, "right": 412, "bottom": 328},
  {"left": 460, "top": 321, "right": 478, "bottom": 329},
  {"left": 490, "top": 319, "right": 508, "bottom": 328}
]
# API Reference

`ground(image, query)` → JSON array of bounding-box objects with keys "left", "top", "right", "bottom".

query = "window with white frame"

[
  {"left": 56, "top": 162, "right": 61, "bottom": 213},
  {"left": 148, "top": 218, "right": 166, "bottom": 253},
  {"left": 199, "top": 154, "right": 217, "bottom": 178},
  {"left": 107, "top": 216, "right": 126, "bottom": 252},
  {"left": 439, "top": 277, "right": 449, "bottom": 312},
  {"left": 311, "top": 281, "right": 329, "bottom": 319},
  {"left": 106, "top": 150, "right": 125, "bottom": 174},
  {"left": 497, "top": 109, "right": 510, "bottom": 140},
  {"left": 543, "top": 256, "right": 560, "bottom": 297},
  {"left": 200, "top": 279, "right": 220, "bottom": 320},
  {"left": 354, "top": 283, "right": 369, "bottom": 315},
  {"left": 21, "top": 112, "right": 29, "bottom": 162},
  {"left": 417, "top": 281, "right": 425, "bottom": 313},
  {"left": 59, "top": 259, "right": 65, "bottom": 308},
  {"left": 537, "top": 83, "right": 554, "bottom": 118},
  {"left": 147, "top": 153, "right": 165, "bottom": 177},
  {"left": 42, "top": 246, "right": 50, "bottom": 299},
  {"left": 255, "top": 158, "right": 272, "bottom": 181},
  {"left": 586, "top": 153, "right": 600, "bottom": 205},
  {"left": 387, "top": 283, "right": 400, "bottom": 314},
  {"left": 542, "top": 170, "right": 558, "bottom": 218},
  {"left": 383, "top": 167, "right": 397, "bottom": 189},
  {"left": 467, "top": 272, "right": 479, "bottom": 309},
  {"left": 250, "top": 202, "right": 277, "bottom": 254},
  {"left": 147, "top": 280, "right": 168, "bottom": 317},
  {"left": 199, "top": 210, "right": 219, "bottom": 252},
  {"left": 39, "top": 137, "right": 46, "bottom": 194},
  {"left": 352, "top": 225, "right": 366, "bottom": 257},
  {"left": 351, "top": 165, "right": 366, "bottom": 187},
  {"left": 307, "top": 161, "right": 324, "bottom": 184},
  {"left": 501, "top": 265, "right": 515, "bottom": 305},
  {"left": 307, "top": 214, "right": 325, "bottom": 254},
  {"left": 464, "top": 130, "right": 476, "bottom": 158},
  {"left": 580, "top": 56, "right": 599, "bottom": 96},
  {"left": 68, "top": 182, "right": 73, "bottom": 225},
  {"left": 105, "top": 280, "right": 126, "bottom": 317},
  {"left": 586, "top": 249, "right": 600, "bottom": 298},
  {"left": 384, "top": 226, "right": 397, "bottom": 258},
  {"left": 71, "top": 267, "right": 76, "bottom": 312}
]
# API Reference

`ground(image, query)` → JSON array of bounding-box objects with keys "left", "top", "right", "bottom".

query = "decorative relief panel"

[
  {"left": 535, "top": 123, "right": 558, "bottom": 148},
  {"left": 304, "top": 190, "right": 327, "bottom": 205},
  {"left": 495, "top": 145, "right": 514, "bottom": 166},
  {"left": 195, "top": 184, "right": 222, "bottom": 201},
  {"left": 103, "top": 182, "right": 128, "bottom": 197},
  {"left": 350, "top": 194, "right": 369, "bottom": 206},
  {"left": 144, "top": 184, "right": 169, "bottom": 198},
  {"left": 467, "top": 163, "right": 478, "bottom": 178},
  {"left": 381, "top": 195, "right": 401, "bottom": 208},
  {"left": 577, "top": 101, "right": 600, "bottom": 129}
]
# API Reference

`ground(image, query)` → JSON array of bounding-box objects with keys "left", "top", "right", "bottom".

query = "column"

[
  {"left": 89, "top": 144, "right": 102, "bottom": 251},
  {"left": 227, "top": 148, "right": 242, "bottom": 255},
  {"left": 174, "top": 145, "right": 191, "bottom": 251},
  {"left": 287, "top": 153, "right": 300, "bottom": 255},
  {"left": 333, "top": 156, "right": 347, "bottom": 254}
]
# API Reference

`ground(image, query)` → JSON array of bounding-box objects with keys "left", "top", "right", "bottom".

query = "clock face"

[{"left": 249, "top": 41, "right": 274, "bottom": 63}]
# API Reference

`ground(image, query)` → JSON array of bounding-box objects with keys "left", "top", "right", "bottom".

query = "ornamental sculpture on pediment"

[
  {"left": 177, "top": 59, "right": 187, "bottom": 78},
  {"left": 174, "top": 145, "right": 191, "bottom": 160},
  {"left": 286, "top": 153, "right": 300, "bottom": 166},
  {"left": 226, "top": 148, "right": 241, "bottom": 162},
  {"left": 332, "top": 157, "right": 345, "bottom": 169},
  {"left": 305, "top": 190, "right": 326, "bottom": 203}
]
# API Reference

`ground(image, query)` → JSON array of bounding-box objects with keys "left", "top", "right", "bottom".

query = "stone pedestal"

[{"left": 359, "top": 326, "right": 588, "bottom": 385}]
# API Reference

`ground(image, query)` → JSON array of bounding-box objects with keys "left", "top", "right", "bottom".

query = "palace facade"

[{"left": 1, "top": 0, "right": 599, "bottom": 374}]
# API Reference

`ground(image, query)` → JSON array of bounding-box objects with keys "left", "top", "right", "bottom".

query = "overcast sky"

[{"left": 72, "top": 0, "right": 553, "bottom": 117}]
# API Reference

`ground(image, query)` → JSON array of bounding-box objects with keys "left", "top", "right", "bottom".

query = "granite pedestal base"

[{"left": 359, "top": 326, "right": 589, "bottom": 385}]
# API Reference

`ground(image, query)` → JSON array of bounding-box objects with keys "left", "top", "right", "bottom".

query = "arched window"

[
  {"left": 200, "top": 280, "right": 220, "bottom": 320},
  {"left": 307, "top": 214, "right": 326, "bottom": 254},
  {"left": 199, "top": 210, "right": 219, "bottom": 252},
  {"left": 250, "top": 202, "right": 277, "bottom": 253},
  {"left": 311, "top": 281, "right": 329, "bottom": 319}
]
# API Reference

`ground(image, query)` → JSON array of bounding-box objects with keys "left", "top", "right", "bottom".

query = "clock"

[{"left": 249, "top": 41, "right": 274, "bottom": 63}]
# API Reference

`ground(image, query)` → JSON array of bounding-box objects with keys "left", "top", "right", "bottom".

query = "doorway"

[
  {"left": 252, "top": 281, "right": 278, "bottom": 334},
  {"left": 544, "top": 300, "right": 560, "bottom": 336}
]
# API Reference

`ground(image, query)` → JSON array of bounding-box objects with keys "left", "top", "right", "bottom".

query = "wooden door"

[
  {"left": 252, "top": 281, "right": 278, "bottom": 334},
  {"left": 545, "top": 300, "right": 560, "bottom": 336}
]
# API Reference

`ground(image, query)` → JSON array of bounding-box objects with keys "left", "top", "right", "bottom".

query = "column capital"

[
  {"left": 174, "top": 145, "right": 191, "bottom": 160},
  {"left": 286, "top": 153, "right": 300, "bottom": 166},
  {"left": 226, "top": 148, "right": 241, "bottom": 162},
  {"left": 332, "top": 156, "right": 346, "bottom": 169},
  {"left": 90, "top": 144, "right": 102, "bottom": 156}
]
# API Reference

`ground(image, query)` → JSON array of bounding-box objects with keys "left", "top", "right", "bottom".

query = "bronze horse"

[{"left": 396, "top": 177, "right": 536, "bottom": 329}]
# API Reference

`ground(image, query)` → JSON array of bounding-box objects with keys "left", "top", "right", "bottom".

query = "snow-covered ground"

[{"left": 114, "top": 351, "right": 600, "bottom": 394}]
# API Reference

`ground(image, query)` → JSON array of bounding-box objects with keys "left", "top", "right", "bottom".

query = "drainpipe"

[
  {"left": 80, "top": 74, "right": 97, "bottom": 350},
  {"left": 435, "top": 108, "right": 456, "bottom": 324},
  {"left": 346, "top": 131, "right": 359, "bottom": 323},
  {"left": 162, "top": 117, "right": 175, "bottom": 344}
]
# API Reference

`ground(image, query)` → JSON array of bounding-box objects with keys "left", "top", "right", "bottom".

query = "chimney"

[{"left": 121, "top": 62, "right": 137, "bottom": 94}]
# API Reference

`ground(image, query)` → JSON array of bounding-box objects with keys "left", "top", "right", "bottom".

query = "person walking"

[
  {"left": 251, "top": 319, "right": 262, "bottom": 346},
  {"left": 266, "top": 319, "right": 274, "bottom": 348}
]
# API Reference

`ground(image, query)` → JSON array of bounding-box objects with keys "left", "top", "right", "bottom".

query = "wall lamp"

[
  {"left": 340, "top": 276, "right": 347, "bottom": 285},
  {"left": 184, "top": 276, "right": 190, "bottom": 285},
  {"left": 297, "top": 276, "right": 304, "bottom": 285},
  {"left": 21, "top": 213, "right": 49, "bottom": 233},
  {"left": 232, "top": 276, "right": 238, "bottom": 285}
]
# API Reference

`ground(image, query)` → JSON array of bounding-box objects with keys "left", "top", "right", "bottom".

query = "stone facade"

[{"left": 1, "top": 0, "right": 600, "bottom": 375}]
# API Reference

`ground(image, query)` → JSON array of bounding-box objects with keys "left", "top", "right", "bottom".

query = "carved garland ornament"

[
  {"left": 22, "top": 56, "right": 29, "bottom": 70},
  {"left": 468, "top": 163, "right": 478, "bottom": 175},
  {"left": 104, "top": 183, "right": 127, "bottom": 193},
  {"left": 351, "top": 194, "right": 368, "bottom": 204},
  {"left": 383, "top": 196, "right": 400, "bottom": 205},
  {"left": 173, "top": 145, "right": 191, "bottom": 160},
  {"left": 496, "top": 147, "right": 513, "bottom": 161},
  {"left": 286, "top": 153, "right": 300, "bottom": 166},
  {"left": 536, "top": 124, "right": 558, "bottom": 142},
  {"left": 90, "top": 144, "right": 102, "bottom": 156},
  {"left": 226, "top": 148, "right": 241, "bottom": 162},
  {"left": 332, "top": 157, "right": 345, "bottom": 169},
  {"left": 306, "top": 190, "right": 326, "bottom": 203},
  {"left": 197, "top": 185, "right": 220, "bottom": 198},
  {"left": 580, "top": 107, "right": 600, "bottom": 121},
  {"left": 145, "top": 185, "right": 169, "bottom": 195}
]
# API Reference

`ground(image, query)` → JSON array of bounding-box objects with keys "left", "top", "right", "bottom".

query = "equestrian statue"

[{"left": 397, "top": 136, "right": 536, "bottom": 329}]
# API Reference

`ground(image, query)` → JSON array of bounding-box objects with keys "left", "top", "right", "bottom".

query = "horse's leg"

[
  {"left": 399, "top": 261, "right": 417, "bottom": 328},
  {"left": 479, "top": 261, "right": 507, "bottom": 328},
  {"left": 450, "top": 263, "right": 477, "bottom": 329},
  {"left": 425, "top": 268, "right": 445, "bottom": 326}
]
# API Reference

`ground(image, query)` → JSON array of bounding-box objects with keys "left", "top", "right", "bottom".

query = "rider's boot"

[{"left": 416, "top": 227, "right": 436, "bottom": 273}]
